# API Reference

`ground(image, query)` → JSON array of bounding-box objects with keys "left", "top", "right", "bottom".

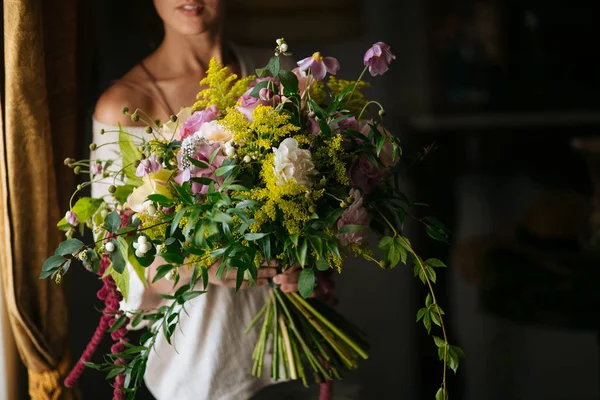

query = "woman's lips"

[{"left": 177, "top": 3, "right": 203, "bottom": 16}]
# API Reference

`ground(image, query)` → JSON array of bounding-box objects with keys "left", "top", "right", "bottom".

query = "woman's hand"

[
  {"left": 208, "top": 259, "right": 278, "bottom": 289},
  {"left": 273, "top": 267, "right": 337, "bottom": 303}
]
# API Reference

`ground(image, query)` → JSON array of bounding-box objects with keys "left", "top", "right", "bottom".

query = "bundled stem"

[{"left": 249, "top": 286, "right": 368, "bottom": 387}]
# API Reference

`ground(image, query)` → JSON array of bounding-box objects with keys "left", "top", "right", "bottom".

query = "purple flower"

[
  {"left": 363, "top": 42, "right": 396, "bottom": 76},
  {"left": 348, "top": 155, "right": 382, "bottom": 195},
  {"left": 297, "top": 52, "right": 340, "bottom": 81},
  {"left": 180, "top": 105, "right": 220, "bottom": 140},
  {"left": 66, "top": 211, "right": 78, "bottom": 226},
  {"left": 337, "top": 189, "right": 370, "bottom": 246},
  {"left": 174, "top": 143, "right": 226, "bottom": 195},
  {"left": 90, "top": 162, "right": 102, "bottom": 175},
  {"left": 135, "top": 154, "right": 162, "bottom": 177}
]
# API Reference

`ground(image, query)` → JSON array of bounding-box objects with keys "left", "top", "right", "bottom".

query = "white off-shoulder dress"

[{"left": 91, "top": 45, "right": 296, "bottom": 400}]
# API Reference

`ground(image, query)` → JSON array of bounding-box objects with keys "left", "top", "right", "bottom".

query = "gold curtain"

[{"left": 1, "top": 0, "right": 85, "bottom": 398}]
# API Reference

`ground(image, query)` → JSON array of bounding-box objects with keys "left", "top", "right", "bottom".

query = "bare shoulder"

[{"left": 94, "top": 66, "right": 154, "bottom": 126}]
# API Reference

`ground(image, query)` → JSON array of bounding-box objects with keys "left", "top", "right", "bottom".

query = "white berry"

[
  {"left": 105, "top": 242, "right": 115, "bottom": 252},
  {"left": 243, "top": 155, "right": 251, "bottom": 163},
  {"left": 135, "top": 249, "right": 144, "bottom": 258},
  {"left": 280, "top": 43, "right": 288, "bottom": 52},
  {"left": 138, "top": 236, "right": 148, "bottom": 244}
]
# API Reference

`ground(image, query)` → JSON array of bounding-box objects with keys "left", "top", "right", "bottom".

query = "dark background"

[{"left": 68, "top": 0, "right": 600, "bottom": 399}]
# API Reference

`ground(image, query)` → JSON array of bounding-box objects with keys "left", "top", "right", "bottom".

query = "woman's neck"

[{"left": 150, "top": 27, "right": 231, "bottom": 78}]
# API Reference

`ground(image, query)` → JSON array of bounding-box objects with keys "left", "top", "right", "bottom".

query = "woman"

[{"left": 93, "top": 1, "right": 311, "bottom": 399}]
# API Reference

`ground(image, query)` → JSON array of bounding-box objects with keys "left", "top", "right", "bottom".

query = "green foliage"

[
  {"left": 119, "top": 124, "right": 143, "bottom": 185},
  {"left": 57, "top": 197, "right": 102, "bottom": 230},
  {"left": 298, "top": 269, "right": 315, "bottom": 298}
]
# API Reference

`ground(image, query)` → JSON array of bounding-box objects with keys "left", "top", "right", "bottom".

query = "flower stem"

[
  {"left": 287, "top": 293, "right": 355, "bottom": 368},
  {"left": 405, "top": 242, "right": 448, "bottom": 399},
  {"left": 289, "top": 292, "right": 368, "bottom": 360},
  {"left": 345, "top": 66, "right": 368, "bottom": 107},
  {"left": 279, "top": 314, "right": 297, "bottom": 379}
]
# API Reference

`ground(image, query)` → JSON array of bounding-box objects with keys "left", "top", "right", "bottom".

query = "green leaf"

[
  {"left": 378, "top": 236, "right": 393, "bottom": 250},
  {"left": 236, "top": 200, "right": 257, "bottom": 209},
  {"left": 296, "top": 239, "right": 308, "bottom": 267},
  {"left": 131, "top": 313, "right": 144, "bottom": 328},
  {"left": 82, "top": 361, "right": 102, "bottom": 370},
  {"left": 423, "top": 313, "right": 432, "bottom": 334},
  {"left": 55, "top": 239, "right": 86, "bottom": 256},
  {"left": 255, "top": 68, "right": 267, "bottom": 77},
  {"left": 190, "top": 177, "right": 214, "bottom": 186},
  {"left": 119, "top": 123, "right": 143, "bottom": 185},
  {"left": 436, "top": 388, "right": 445, "bottom": 400},
  {"left": 215, "top": 165, "right": 235, "bottom": 177},
  {"left": 244, "top": 232, "right": 268, "bottom": 241},
  {"left": 107, "top": 314, "right": 127, "bottom": 332},
  {"left": 452, "top": 345, "right": 466, "bottom": 359},
  {"left": 39, "top": 269, "right": 57, "bottom": 280},
  {"left": 127, "top": 247, "right": 148, "bottom": 288},
  {"left": 186, "top": 156, "right": 209, "bottom": 169},
  {"left": 212, "top": 212, "right": 233, "bottom": 225},
  {"left": 448, "top": 347, "right": 460, "bottom": 374},
  {"left": 249, "top": 80, "right": 271, "bottom": 98},
  {"left": 113, "top": 185, "right": 136, "bottom": 204},
  {"left": 172, "top": 181, "right": 193, "bottom": 205},
  {"left": 316, "top": 258, "right": 329, "bottom": 271},
  {"left": 289, "top": 233, "right": 299, "bottom": 247},
  {"left": 261, "top": 237, "right": 271, "bottom": 264},
  {"left": 109, "top": 240, "right": 126, "bottom": 274},
  {"left": 425, "top": 293, "right": 432, "bottom": 307},
  {"left": 426, "top": 258, "right": 447, "bottom": 268},
  {"left": 111, "top": 261, "right": 130, "bottom": 301},
  {"left": 267, "top": 56, "right": 280, "bottom": 77},
  {"left": 426, "top": 265, "right": 437, "bottom": 284},
  {"left": 105, "top": 211, "right": 122, "bottom": 234},
  {"left": 375, "top": 135, "right": 386, "bottom": 157},
  {"left": 385, "top": 240, "right": 402, "bottom": 268},
  {"left": 278, "top": 70, "right": 299, "bottom": 96},
  {"left": 171, "top": 207, "right": 187, "bottom": 236},
  {"left": 339, "top": 224, "right": 366, "bottom": 234},
  {"left": 208, "top": 146, "right": 221, "bottom": 165},
  {"left": 433, "top": 336, "right": 445, "bottom": 348},
  {"left": 430, "top": 308, "right": 441, "bottom": 327},
  {"left": 42, "top": 255, "right": 66, "bottom": 272},
  {"left": 180, "top": 290, "right": 206, "bottom": 302},
  {"left": 57, "top": 197, "right": 103, "bottom": 230},
  {"left": 227, "top": 184, "right": 250, "bottom": 191},
  {"left": 416, "top": 307, "right": 427, "bottom": 322},
  {"left": 147, "top": 193, "right": 173, "bottom": 206},
  {"left": 235, "top": 266, "right": 245, "bottom": 292},
  {"left": 425, "top": 225, "right": 449, "bottom": 243},
  {"left": 298, "top": 269, "right": 315, "bottom": 298}
]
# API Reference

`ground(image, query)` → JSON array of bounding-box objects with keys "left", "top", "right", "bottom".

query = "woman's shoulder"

[{"left": 94, "top": 65, "right": 155, "bottom": 126}]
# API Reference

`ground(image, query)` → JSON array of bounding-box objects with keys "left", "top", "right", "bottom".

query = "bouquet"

[{"left": 42, "top": 39, "right": 462, "bottom": 400}]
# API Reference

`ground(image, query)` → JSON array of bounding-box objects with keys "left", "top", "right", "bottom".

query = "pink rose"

[
  {"left": 337, "top": 189, "right": 370, "bottom": 246},
  {"left": 236, "top": 78, "right": 278, "bottom": 121},
  {"left": 180, "top": 105, "right": 220, "bottom": 140},
  {"left": 174, "top": 143, "right": 226, "bottom": 195},
  {"left": 348, "top": 155, "right": 382, "bottom": 196},
  {"left": 359, "top": 120, "right": 397, "bottom": 169}
]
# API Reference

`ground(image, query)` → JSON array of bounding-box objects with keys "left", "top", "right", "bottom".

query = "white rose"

[
  {"left": 162, "top": 107, "right": 192, "bottom": 140},
  {"left": 195, "top": 120, "right": 233, "bottom": 144},
  {"left": 273, "top": 138, "right": 317, "bottom": 187}
]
